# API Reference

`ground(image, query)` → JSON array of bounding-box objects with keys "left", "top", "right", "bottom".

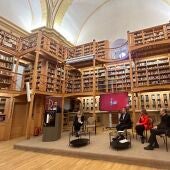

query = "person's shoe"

[
  {"left": 144, "top": 145, "right": 154, "bottom": 150},
  {"left": 141, "top": 136, "right": 145, "bottom": 144},
  {"left": 75, "top": 132, "right": 79, "bottom": 137},
  {"left": 153, "top": 144, "right": 159, "bottom": 148}
]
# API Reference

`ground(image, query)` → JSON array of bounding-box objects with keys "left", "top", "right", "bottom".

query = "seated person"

[
  {"left": 116, "top": 107, "right": 132, "bottom": 131},
  {"left": 135, "top": 108, "right": 152, "bottom": 144},
  {"left": 144, "top": 108, "right": 169, "bottom": 150},
  {"left": 73, "top": 110, "right": 84, "bottom": 137}
]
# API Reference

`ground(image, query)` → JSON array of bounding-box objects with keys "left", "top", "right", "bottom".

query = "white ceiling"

[
  {"left": 0, "top": 0, "right": 170, "bottom": 45},
  {"left": 0, "top": 0, "right": 43, "bottom": 32},
  {"left": 60, "top": 0, "right": 170, "bottom": 45}
]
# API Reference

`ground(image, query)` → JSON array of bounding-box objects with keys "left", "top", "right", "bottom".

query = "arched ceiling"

[
  {"left": 0, "top": 0, "right": 43, "bottom": 31},
  {"left": 0, "top": 0, "right": 170, "bottom": 45},
  {"left": 58, "top": 0, "right": 170, "bottom": 44}
]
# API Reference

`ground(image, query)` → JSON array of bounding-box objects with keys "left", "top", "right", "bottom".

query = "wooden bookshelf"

[
  {"left": 0, "top": 53, "right": 14, "bottom": 90},
  {"left": 0, "top": 97, "right": 6, "bottom": 122},
  {"left": 96, "top": 40, "right": 109, "bottom": 59},
  {"left": 96, "top": 67, "right": 106, "bottom": 92},
  {"left": 134, "top": 55, "right": 170, "bottom": 87},
  {"left": 65, "top": 69, "right": 82, "bottom": 93},
  {"left": 46, "top": 62, "right": 55, "bottom": 92},
  {"left": 68, "top": 40, "right": 109, "bottom": 60},
  {"left": 84, "top": 42, "right": 94, "bottom": 56},
  {"left": 138, "top": 91, "right": 170, "bottom": 111},
  {"left": 129, "top": 23, "right": 170, "bottom": 47},
  {"left": 23, "top": 59, "right": 64, "bottom": 93},
  {"left": 107, "top": 62, "right": 131, "bottom": 92},
  {"left": 128, "top": 23, "right": 170, "bottom": 57},
  {"left": 55, "top": 63, "right": 64, "bottom": 93},
  {"left": 82, "top": 69, "right": 93, "bottom": 92},
  {"left": 0, "top": 29, "right": 19, "bottom": 52},
  {"left": 23, "top": 63, "right": 33, "bottom": 89},
  {"left": 82, "top": 96, "right": 100, "bottom": 112},
  {"left": 23, "top": 58, "right": 47, "bottom": 91}
]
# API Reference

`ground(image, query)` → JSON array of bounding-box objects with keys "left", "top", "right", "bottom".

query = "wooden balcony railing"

[
  {"left": 18, "top": 33, "right": 38, "bottom": 55},
  {"left": 0, "top": 29, "right": 19, "bottom": 54},
  {"left": 128, "top": 23, "right": 170, "bottom": 52}
]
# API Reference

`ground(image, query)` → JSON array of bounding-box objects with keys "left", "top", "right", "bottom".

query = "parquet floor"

[{"left": 0, "top": 139, "right": 161, "bottom": 170}]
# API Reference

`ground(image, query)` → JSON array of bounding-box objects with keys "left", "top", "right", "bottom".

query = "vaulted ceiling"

[{"left": 0, "top": 0, "right": 170, "bottom": 45}]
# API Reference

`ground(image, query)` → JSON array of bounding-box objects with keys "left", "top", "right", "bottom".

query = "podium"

[{"left": 42, "top": 110, "right": 61, "bottom": 142}]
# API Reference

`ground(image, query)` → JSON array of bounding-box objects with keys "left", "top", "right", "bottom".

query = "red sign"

[
  {"left": 45, "top": 97, "right": 62, "bottom": 111},
  {"left": 99, "top": 92, "right": 128, "bottom": 111}
]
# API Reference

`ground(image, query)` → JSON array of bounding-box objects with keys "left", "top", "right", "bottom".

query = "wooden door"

[{"left": 10, "top": 103, "right": 28, "bottom": 139}]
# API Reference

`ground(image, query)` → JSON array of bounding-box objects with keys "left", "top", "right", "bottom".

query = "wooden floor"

[{"left": 0, "top": 139, "right": 160, "bottom": 170}]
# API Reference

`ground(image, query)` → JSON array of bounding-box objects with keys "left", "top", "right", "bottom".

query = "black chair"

[
  {"left": 160, "top": 129, "right": 170, "bottom": 152},
  {"left": 85, "top": 116, "right": 97, "bottom": 135},
  {"left": 159, "top": 115, "right": 170, "bottom": 152},
  {"left": 125, "top": 122, "right": 134, "bottom": 138}
]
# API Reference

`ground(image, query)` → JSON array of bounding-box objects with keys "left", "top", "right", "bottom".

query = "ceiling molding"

[
  {"left": 40, "top": 0, "right": 47, "bottom": 26},
  {"left": 32, "top": 26, "right": 74, "bottom": 47},
  {"left": 27, "top": 0, "right": 34, "bottom": 23},
  {"left": 50, "top": 0, "right": 63, "bottom": 27},
  {"left": 0, "top": 16, "right": 29, "bottom": 36},
  {"left": 54, "top": 0, "right": 73, "bottom": 26},
  {"left": 45, "top": 0, "right": 63, "bottom": 28},
  {"left": 162, "top": 0, "right": 170, "bottom": 5},
  {"left": 76, "top": 0, "right": 110, "bottom": 44}
]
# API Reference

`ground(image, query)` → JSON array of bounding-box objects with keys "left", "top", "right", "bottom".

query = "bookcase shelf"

[
  {"left": 130, "top": 24, "right": 170, "bottom": 46},
  {"left": 68, "top": 40, "right": 109, "bottom": 60},
  {"left": 0, "top": 97, "right": 7, "bottom": 122},
  {"left": 65, "top": 69, "right": 82, "bottom": 93},
  {"left": 134, "top": 56, "right": 170, "bottom": 87},
  {"left": 0, "top": 53, "right": 14, "bottom": 90},
  {"left": 107, "top": 62, "right": 131, "bottom": 92},
  {"left": 23, "top": 58, "right": 64, "bottom": 93}
]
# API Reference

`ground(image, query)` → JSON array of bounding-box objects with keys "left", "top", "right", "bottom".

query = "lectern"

[{"left": 42, "top": 110, "right": 61, "bottom": 142}]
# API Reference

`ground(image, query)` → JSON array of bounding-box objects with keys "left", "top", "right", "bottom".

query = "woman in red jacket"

[{"left": 135, "top": 108, "right": 150, "bottom": 144}]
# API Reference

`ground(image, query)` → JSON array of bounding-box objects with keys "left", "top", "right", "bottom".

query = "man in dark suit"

[
  {"left": 116, "top": 107, "right": 132, "bottom": 131},
  {"left": 52, "top": 101, "right": 61, "bottom": 113},
  {"left": 144, "top": 108, "right": 170, "bottom": 150}
]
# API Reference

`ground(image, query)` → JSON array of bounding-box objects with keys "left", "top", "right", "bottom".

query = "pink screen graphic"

[{"left": 99, "top": 92, "right": 128, "bottom": 111}]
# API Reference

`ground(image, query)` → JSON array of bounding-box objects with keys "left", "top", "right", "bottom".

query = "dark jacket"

[
  {"left": 157, "top": 114, "right": 170, "bottom": 130},
  {"left": 119, "top": 113, "right": 132, "bottom": 127},
  {"left": 73, "top": 115, "right": 85, "bottom": 126}
]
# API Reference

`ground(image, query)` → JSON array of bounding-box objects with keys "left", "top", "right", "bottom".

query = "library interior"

[{"left": 0, "top": 0, "right": 170, "bottom": 169}]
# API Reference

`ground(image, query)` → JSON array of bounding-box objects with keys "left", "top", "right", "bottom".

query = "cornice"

[
  {"left": 0, "top": 17, "right": 29, "bottom": 37},
  {"left": 32, "top": 26, "right": 74, "bottom": 47}
]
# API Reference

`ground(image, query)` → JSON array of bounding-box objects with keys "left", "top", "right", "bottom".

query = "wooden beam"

[
  {"left": 25, "top": 94, "right": 35, "bottom": 139},
  {"left": 6, "top": 97, "right": 15, "bottom": 140},
  {"left": 25, "top": 51, "right": 39, "bottom": 139},
  {"left": 92, "top": 58, "right": 96, "bottom": 118},
  {"left": 61, "top": 96, "right": 64, "bottom": 132}
]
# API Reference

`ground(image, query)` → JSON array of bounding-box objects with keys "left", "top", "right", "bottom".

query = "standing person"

[
  {"left": 116, "top": 107, "right": 132, "bottom": 131},
  {"left": 73, "top": 110, "right": 84, "bottom": 137},
  {"left": 144, "top": 108, "right": 169, "bottom": 150},
  {"left": 135, "top": 108, "right": 151, "bottom": 144},
  {"left": 52, "top": 101, "right": 61, "bottom": 113}
]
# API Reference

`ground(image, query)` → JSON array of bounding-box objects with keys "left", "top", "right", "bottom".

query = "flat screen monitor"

[{"left": 99, "top": 92, "right": 128, "bottom": 111}]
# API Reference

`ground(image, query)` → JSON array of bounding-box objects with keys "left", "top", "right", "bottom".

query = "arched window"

[{"left": 111, "top": 39, "right": 128, "bottom": 60}]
